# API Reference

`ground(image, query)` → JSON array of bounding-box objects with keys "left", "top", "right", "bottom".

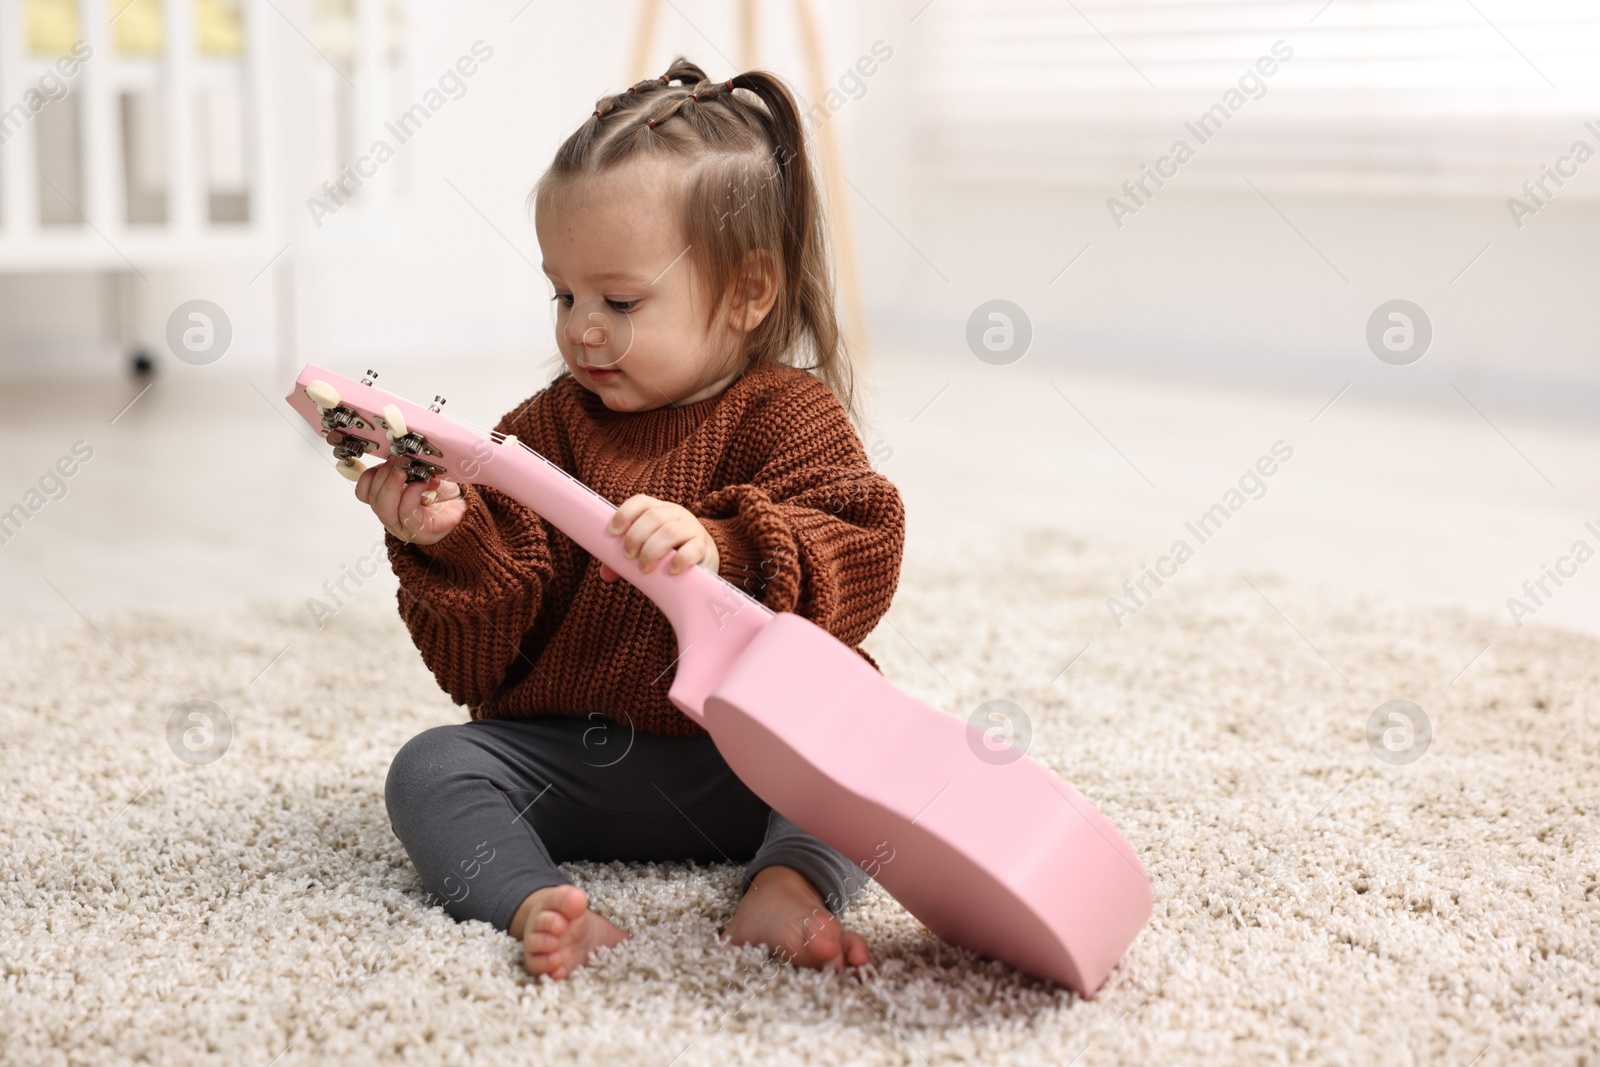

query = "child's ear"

[{"left": 725, "top": 250, "right": 780, "bottom": 334}]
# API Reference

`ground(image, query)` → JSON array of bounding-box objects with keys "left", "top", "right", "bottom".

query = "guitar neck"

[
  {"left": 286, "top": 363, "right": 772, "bottom": 721},
  {"left": 470, "top": 430, "right": 772, "bottom": 717}
]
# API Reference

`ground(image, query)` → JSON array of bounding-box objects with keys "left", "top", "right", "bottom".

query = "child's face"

[{"left": 536, "top": 161, "right": 743, "bottom": 412}]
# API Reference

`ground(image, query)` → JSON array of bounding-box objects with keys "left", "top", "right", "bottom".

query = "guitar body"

[
  {"left": 702, "top": 613, "right": 1151, "bottom": 995},
  {"left": 286, "top": 365, "right": 1152, "bottom": 997}
]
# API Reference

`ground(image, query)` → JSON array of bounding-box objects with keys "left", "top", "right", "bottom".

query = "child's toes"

[
  {"left": 790, "top": 919, "right": 845, "bottom": 969},
  {"left": 525, "top": 947, "right": 560, "bottom": 976},
  {"left": 557, "top": 886, "right": 589, "bottom": 919},
  {"left": 525, "top": 928, "right": 562, "bottom": 953},
  {"left": 526, "top": 939, "right": 577, "bottom": 977},
  {"left": 532, "top": 909, "right": 570, "bottom": 939},
  {"left": 841, "top": 930, "right": 871, "bottom": 968},
  {"left": 812, "top": 927, "right": 845, "bottom": 966}
]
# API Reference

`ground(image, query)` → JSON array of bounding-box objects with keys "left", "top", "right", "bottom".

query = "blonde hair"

[{"left": 531, "top": 57, "right": 856, "bottom": 420}]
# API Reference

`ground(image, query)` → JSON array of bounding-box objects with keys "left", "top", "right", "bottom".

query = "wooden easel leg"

[
  {"left": 738, "top": 0, "right": 757, "bottom": 67},
  {"left": 792, "top": 0, "right": 870, "bottom": 366},
  {"left": 628, "top": 0, "right": 665, "bottom": 82},
  {"left": 624, "top": 0, "right": 869, "bottom": 365}
]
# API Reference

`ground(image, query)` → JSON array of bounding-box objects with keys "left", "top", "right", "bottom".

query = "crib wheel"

[
  {"left": 306, "top": 380, "right": 340, "bottom": 411},
  {"left": 337, "top": 457, "right": 365, "bottom": 481},
  {"left": 382, "top": 404, "right": 407, "bottom": 439}
]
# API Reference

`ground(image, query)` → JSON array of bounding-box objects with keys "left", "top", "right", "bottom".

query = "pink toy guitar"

[{"left": 287, "top": 364, "right": 1152, "bottom": 997}]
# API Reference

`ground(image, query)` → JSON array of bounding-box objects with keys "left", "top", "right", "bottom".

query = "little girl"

[{"left": 354, "top": 58, "right": 905, "bottom": 981}]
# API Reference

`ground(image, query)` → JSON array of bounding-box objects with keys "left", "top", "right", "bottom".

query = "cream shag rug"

[{"left": 3, "top": 529, "right": 1597, "bottom": 1066}]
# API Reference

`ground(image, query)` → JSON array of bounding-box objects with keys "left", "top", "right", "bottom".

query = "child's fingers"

[
  {"left": 599, "top": 562, "right": 619, "bottom": 582},
  {"left": 354, "top": 461, "right": 382, "bottom": 505},
  {"left": 396, "top": 478, "right": 436, "bottom": 533},
  {"left": 606, "top": 499, "right": 714, "bottom": 574},
  {"left": 618, "top": 507, "right": 672, "bottom": 561},
  {"left": 636, "top": 521, "right": 695, "bottom": 573},
  {"left": 671, "top": 537, "right": 719, "bottom": 575},
  {"left": 372, "top": 463, "right": 411, "bottom": 535},
  {"left": 667, "top": 538, "right": 704, "bottom": 574},
  {"left": 431, "top": 478, "right": 467, "bottom": 506},
  {"left": 606, "top": 494, "right": 661, "bottom": 535}
]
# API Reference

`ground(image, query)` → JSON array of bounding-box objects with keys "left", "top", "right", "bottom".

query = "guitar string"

[{"left": 419, "top": 405, "right": 771, "bottom": 617}]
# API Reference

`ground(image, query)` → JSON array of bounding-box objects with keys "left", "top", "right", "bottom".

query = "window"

[{"left": 911, "top": 0, "right": 1600, "bottom": 194}]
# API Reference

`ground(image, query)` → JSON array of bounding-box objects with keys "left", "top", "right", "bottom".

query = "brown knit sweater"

[{"left": 382, "top": 359, "right": 906, "bottom": 738}]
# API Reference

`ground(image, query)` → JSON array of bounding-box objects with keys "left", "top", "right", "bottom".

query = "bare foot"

[
  {"left": 720, "top": 865, "right": 871, "bottom": 973},
  {"left": 509, "top": 884, "right": 629, "bottom": 980}
]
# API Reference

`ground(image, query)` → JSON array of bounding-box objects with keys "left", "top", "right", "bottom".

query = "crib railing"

[{"left": 0, "top": 0, "right": 284, "bottom": 270}]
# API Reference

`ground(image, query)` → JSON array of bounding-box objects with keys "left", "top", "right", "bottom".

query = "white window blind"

[{"left": 910, "top": 0, "right": 1600, "bottom": 195}]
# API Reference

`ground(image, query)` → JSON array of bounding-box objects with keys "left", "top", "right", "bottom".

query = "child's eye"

[
  {"left": 606, "top": 299, "right": 637, "bottom": 313},
  {"left": 552, "top": 293, "right": 573, "bottom": 308}
]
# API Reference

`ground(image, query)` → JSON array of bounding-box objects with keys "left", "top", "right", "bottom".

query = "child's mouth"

[{"left": 582, "top": 365, "right": 621, "bottom": 382}]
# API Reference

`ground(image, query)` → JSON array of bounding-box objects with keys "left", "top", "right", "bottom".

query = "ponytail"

[{"left": 533, "top": 58, "right": 855, "bottom": 422}]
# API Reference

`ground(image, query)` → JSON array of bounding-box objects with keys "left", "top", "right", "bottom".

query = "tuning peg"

[
  {"left": 336, "top": 457, "right": 365, "bottom": 481},
  {"left": 360, "top": 369, "right": 379, "bottom": 386},
  {"left": 382, "top": 403, "right": 407, "bottom": 440},
  {"left": 429, "top": 395, "right": 446, "bottom": 413},
  {"left": 305, "top": 380, "right": 339, "bottom": 411}
]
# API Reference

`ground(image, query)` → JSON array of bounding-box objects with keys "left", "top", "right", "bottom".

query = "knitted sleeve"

[
  {"left": 692, "top": 375, "right": 905, "bottom": 652},
  {"left": 383, "top": 396, "right": 562, "bottom": 709}
]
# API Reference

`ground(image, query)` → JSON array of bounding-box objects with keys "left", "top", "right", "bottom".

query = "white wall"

[{"left": 0, "top": 0, "right": 1594, "bottom": 425}]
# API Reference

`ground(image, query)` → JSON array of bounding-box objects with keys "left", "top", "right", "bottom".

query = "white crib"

[
  {"left": 0, "top": 0, "right": 284, "bottom": 263},
  {"left": 0, "top": 0, "right": 410, "bottom": 375},
  {"left": 0, "top": 0, "right": 285, "bottom": 375}
]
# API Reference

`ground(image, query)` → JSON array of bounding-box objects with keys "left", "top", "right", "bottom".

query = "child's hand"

[
  {"left": 601, "top": 494, "right": 719, "bottom": 580},
  {"left": 355, "top": 460, "right": 469, "bottom": 547}
]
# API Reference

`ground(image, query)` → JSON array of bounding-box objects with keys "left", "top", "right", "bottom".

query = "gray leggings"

[{"left": 383, "top": 713, "right": 871, "bottom": 933}]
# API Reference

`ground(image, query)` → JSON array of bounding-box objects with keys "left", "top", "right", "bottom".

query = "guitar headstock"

[{"left": 285, "top": 364, "right": 499, "bottom": 486}]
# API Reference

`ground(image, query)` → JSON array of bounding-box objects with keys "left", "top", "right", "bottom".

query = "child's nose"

[
  {"left": 564, "top": 299, "right": 633, "bottom": 365},
  {"left": 566, "top": 311, "right": 607, "bottom": 350},
  {"left": 580, "top": 312, "right": 608, "bottom": 347},
  {"left": 565, "top": 300, "right": 617, "bottom": 344}
]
